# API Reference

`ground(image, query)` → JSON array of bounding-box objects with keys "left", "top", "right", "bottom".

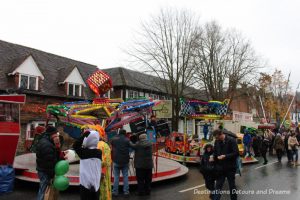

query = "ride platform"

[
  {"left": 13, "top": 153, "right": 188, "bottom": 185},
  {"left": 241, "top": 156, "right": 259, "bottom": 164},
  {"left": 157, "top": 149, "right": 200, "bottom": 163}
]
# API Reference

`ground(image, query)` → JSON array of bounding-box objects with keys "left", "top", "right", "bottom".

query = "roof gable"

[
  {"left": 10, "top": 55, "right": 44, "bottom": 79},
  {"left": 62, "top": 67, "right": 87, "bottom": 87},
  {"left": 0, "top": 40, "right": 97, "bottom": 99}
]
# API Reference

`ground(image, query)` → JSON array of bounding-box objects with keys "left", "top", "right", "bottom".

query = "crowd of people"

[
  {"left": 199, "top": 126, "right": 300, "bottom": 200},
  {"left": 34, "top": 120, "right": 300, "bottom": 200},
  {"left": 35, "top": 126, "right": 154, "bottom": 200},
  {"left": 245, "top": 127, "right": 300, "bottom": 166}
]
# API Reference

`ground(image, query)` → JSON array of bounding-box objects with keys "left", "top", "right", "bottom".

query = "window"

[
  {"left": 26, "top": 121, "right": 55, "bottom": 140},
  {"left": 149, "top": 93, "right": 159, "bottom": 100},
  {"left": 129, "top": 90, "right": 134, "bottom": 98},
  {"left": 128, "top": 90, "right": 139, "bottom": 98},
  {"left": 19, "top": 74, "right": 38, "bottom": 90},
  {"left": 159, "top": 95, "right": 167, "bottom": 100},
  {"left": 0, "top": 103, "right": 19, "bottom": 123},
  {"left": 103, "top": 90, "right": 111, "bottom": 98},
  {"left": 67, "top": 83, "right": 82, "bottom": 97}
]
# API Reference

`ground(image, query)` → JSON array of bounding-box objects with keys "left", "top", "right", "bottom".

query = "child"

[
  {"left": 73, "top": 130, "right": 102, "bottom": 200},
  {"left": 199, "top": 144, "right": 215, "bottom": 199}
]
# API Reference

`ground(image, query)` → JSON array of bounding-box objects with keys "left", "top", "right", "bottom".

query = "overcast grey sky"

[{"left": 1, "top": 0, "right": 300, "bottom": 89}]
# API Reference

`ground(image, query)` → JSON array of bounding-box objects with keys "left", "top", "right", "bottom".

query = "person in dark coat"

[
  {"left": 148, "top": 115, "right": 157, "bottom": 128},
  {"left": 274, "top": 133, "right": 284, "bottom": 162},
  {"left": 213, "top": 129, "right": 239, "bottom": 200},
  {"left": 199, "top": 143, "right": 215, "bottom": 199},
  {"left": 269, "top": 130, "right": 276, "bottom": 155},
  {"left": 111, "top": 129, "right": 131, "bottom": 197},
  {"left": 261, "top": 131, "right": 270, "bottom": 165},
  {"left": 36, "top": 126, "right": 61, "bottom": 200},
  {"left": 252, "top": 135, "right": 261, "bottom": 157},
  {"left": 130, "top": 133, "right": 153, "bottom": 196}
]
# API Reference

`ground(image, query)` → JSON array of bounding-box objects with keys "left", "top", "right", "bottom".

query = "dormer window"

[
  {"left": 19, "top": 74, "right": 38, "bottom": 90},
  {"left": 8, "top": 55, "right": 44, "bottom": 91},
  {"left": 67, "top": 83, "right": 82, "bottom": 97},
  {"left": 59, "top": 66, "right": 86, "bottom": 97}
]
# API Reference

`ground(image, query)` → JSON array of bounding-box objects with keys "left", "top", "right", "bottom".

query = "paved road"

[{"left": 2, "top": 155, "right": 300, "bottom": 200}]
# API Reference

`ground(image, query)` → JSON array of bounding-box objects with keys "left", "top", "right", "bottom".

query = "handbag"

[{"left": 44, "top": 184, "right": 59, "bottom": 200}]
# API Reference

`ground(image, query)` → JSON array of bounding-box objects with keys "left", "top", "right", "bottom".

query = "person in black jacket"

[
  {"left": 73, "top": 130, "right": 102, "bottom": 200},
  {"left": 36, "top": 126, "right": 61, "bottom": 200},
  {"left": 199, "top": 143, "right": 215, "bottom": 199},
  {"left": 111, "top": 129, "right": 131, "bottom": 197},
  {"left": 130, "top": 133, "right": 153, "bottom": 196},
  {"left": 261, "top": 131, "right": 271, "bottom": 165},
  {"left": 213, "top": 129, "right": 239, "bottom": 200}
]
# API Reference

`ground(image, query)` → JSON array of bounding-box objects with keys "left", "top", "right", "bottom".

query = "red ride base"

[{"left": 13, "top": 153, "right": 188, "bottom": 185}]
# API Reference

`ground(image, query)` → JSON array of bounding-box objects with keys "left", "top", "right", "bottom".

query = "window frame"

[
  {"left": 26, "top": 121, "right": 55, "bottom": 140},
  {"left": 18, "top": 74, "right": 38, "bottom": 90},
  {"left": 67, "top": 83, "right": 82, "bottom": 97}
]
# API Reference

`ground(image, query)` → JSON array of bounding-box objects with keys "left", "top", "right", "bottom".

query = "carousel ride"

[
  {"left": 158, "top": 98, "right": 230, "bottom": 163},
  {"left": 13, "top": 70, "right": 188, "bottom": 185}
]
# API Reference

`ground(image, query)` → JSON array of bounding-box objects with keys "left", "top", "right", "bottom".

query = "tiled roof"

[
  {"left": 0, "top": 40, "right": 207, "bottom": 101},
  {"left": 103, "top": 67, "right": 208, "bottom": 100},
  {"left": 0, "top": 40, "right": 98, "bottom": 99}
]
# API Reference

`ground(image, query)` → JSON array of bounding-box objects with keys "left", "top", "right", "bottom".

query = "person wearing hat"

[
  {"left": 213, "top": 128, "right": 239, "bottom": 200},
  {"left": 36, "top": 126, "right": 61, "bottom": 200},
  {"left": 130, "top": 133, "right": 153, "bottom": 196},
  {"left": 73, "top": 130, "right": 102, "bottom": 200}
]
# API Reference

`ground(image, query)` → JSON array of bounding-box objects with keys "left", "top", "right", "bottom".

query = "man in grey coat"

[{"left": 130, "top": 133, "right": 153, "bottom": 196}]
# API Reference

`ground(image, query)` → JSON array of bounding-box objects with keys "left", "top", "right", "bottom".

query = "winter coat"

[
  {"left": 288, "top": 136, "right": 299, "bottom": 150},
  {"left": 260, "top": 138, "right": 269, "bottom": 154},
  {"left": 274, "top": 135, "right": 284, "bottom": 151},
  {"left": 36, "top": 134, "right": 60, "bottom": 178},
  {"left": 130, "top": 139, "right": 153, "bottom": 169},
  {"left": 243, "top": 133, "right": 252, "bottom": 145},
  {"left": 213, "top": 135, "right": 239, "bottom": 171},
  {"left": 111, "top": 134, "right": 130, "bottom": 166},
  {"left": 200, "top": 151, "right": 215, "bottom": 175}
]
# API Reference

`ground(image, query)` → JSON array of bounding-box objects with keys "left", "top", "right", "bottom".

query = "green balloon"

[
  {"left": 55, "top": 160, "right": 69, "bottom": 176},
  {"left": 53, "top": 175, "right": 69, "bottom": 191}
]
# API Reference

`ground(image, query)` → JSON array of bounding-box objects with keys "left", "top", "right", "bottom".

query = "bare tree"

[
  {"left": 127, "top": 8, "right": 200, "bottom": 131},
  {"left": 258, "top": 70, "right": 292, "bottom": 122},
  {"left": 194, "top": 21, "right": 260, "bottom": 103}
]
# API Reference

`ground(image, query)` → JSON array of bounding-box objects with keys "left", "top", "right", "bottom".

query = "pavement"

[{"left": 2, "top": 154, "right": 300, "bottom": 200}]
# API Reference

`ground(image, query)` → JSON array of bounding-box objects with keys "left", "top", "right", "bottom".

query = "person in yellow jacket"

[{"left": 96, "top": 126, "right": 112, "bottom": 200}]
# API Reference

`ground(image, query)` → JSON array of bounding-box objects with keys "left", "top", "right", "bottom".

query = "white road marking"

[
  {"left": 179, "top": 184, "right": 205, "bottom": 193},
  {"left": 179, "top": 174, "right": 239, "bottom": 193},
  {"left": 179, "top": 161, "right": 279, "bottom": 193},
  {"left": 255, "top": 161, "right": 278, "bottom": 170}
]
